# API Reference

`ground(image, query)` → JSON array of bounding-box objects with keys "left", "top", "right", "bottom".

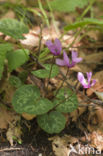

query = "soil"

[{"left": 0, "top": 117, "right": 84, "bottom": 156}]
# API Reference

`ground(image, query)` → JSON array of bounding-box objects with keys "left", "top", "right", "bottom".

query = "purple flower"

[
  {"left": 45, "top": 38, "right": 62, "bottom": 56},
  {"left": 56, "top": 51, "right": 82, "bottom": 68},
  {"left": 77, "top": 72, "right": 96, "bottom": 88}
]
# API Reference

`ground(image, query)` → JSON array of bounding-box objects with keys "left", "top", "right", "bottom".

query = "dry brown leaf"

[
  {"left": 90, "top": 131, "right": 103, "bottom": 151},
  {"left": 20, "top": 29, "right": 39, "bottom": 49},
  {"left": 49, "top": 135, "right": 78, "bottom": 156},
  {"left": 20, "top": 25, "right": 60, "bottom": 49},
  {"left": 77, "top": 53, "right": 103, "bottom": 72},
  {"left": 22, "top": 113, "right": 36, "bottom": 120},
  {"left": 6, "top": 124, "right": 22, "bottom": 146},
  {"left": 0, "top": 105, "right": 18, "bottom": 129},
  {"left": 3, "top": 83, "right": 16, "bottom": 103},
  {"left": 86, "top": 81, "right": 103, "bottom": 96},
  {"left": 84, "top": 52, "right": 103, "bottom": 64},
  {"left": 93, "top": 70, "right": 103, "bottom": 84},
  {"left": 70, "top": 107, "right": 86, "bottom": 122},
  {"left": 88, "top": 106, "right": 103, "bottom": 132}
]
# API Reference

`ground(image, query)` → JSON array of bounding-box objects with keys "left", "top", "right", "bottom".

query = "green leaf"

[
  {"left": 37, "top": 111, "right": 66, "bottom": 134},
  {"left": 39, "top": 48, "right": 49, "bottom": 61},
  {"left": 50, "top": 0, "right": 88, "bottom": 12},
  {"left": 23, "top": 98, "right": 54, "bottom": 115},
  {"left": 7, "top": 49, "right": 29, "bottom": 71},
  {"left": 32, "top": 64, "right": 59, "bottom": 78},
  {"left": 64, "top": 18, "right": 103, "bottom": 31},
  {"left": 12, "top": 85, "right": 40, "bottom": 113},
  {"left": 9, "top": 75, "right": 23, "bottom": 88},
  {"left": 0, "top": 18, "right": 29, "bottom": 39},
  {"left": 54, "top": 88, "right": 78, "bottom": 113},
  {"left": 12, "top": 84, "right": 54, "bottom": 115},
  {"left": 0, "top": 43, "right": 13, "bottom": 79}
]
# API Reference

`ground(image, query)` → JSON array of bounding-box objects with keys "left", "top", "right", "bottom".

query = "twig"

[
  {"left": 37, "top": 23, "right": 43, "bottom": 56},
  {"left": 0, "top": 147, "right": 22, "bottom": 152}
]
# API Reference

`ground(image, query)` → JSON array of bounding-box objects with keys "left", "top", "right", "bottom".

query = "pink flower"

[
  {"left": 77, "top": 72, "right": 96, "bottom": 88},
  {"left": 56, "top": 51, "right": 82, "bottom": 68},
  {"left": 45, "top": 38, "right": 62, "bottom": 56}
]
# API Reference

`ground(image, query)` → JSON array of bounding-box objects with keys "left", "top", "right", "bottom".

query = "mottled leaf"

[
  {"left": 37, "top": 111, "right": 66, "bottom": 134},
  {"left": 0, "top": 18, "right": 28, "bottom": 39},
  {"left": 54, "top": 88, "right": 78, "bottom": 113}
]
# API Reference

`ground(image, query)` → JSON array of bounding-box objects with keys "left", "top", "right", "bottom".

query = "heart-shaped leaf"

[
  {"left": 12, "top": 85, "right": 40, "bottom": 113},
  {"left": 32, "top": 64, "right": 59, "bottom": 78},
  {"left": 23, "top": 98, "right": 54, "bottom": 115},
  {"left": 37, "top": 111, "right": 66, "bottom": 133},
  {"left": 12, "top": 84, "right": 54, "bottom": 115},
  {"left": 7, "top": 49, "right": 29, "bottom": 71},
  {"left": 9, "top": 75, "right": 23, "bottom": 88},
  {"left": 54, "top": 88, "right": 78, "bottom": 113}
]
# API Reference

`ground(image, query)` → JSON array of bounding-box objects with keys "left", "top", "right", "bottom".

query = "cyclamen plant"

[{"left": 12, "top": 38, "right": 96, "bottom": 134}]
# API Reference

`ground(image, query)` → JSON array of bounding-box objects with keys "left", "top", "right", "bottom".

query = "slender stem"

[
  {"left": 54, "top": 67, "right": 69, "bottom": 97},
  {"left": 27, "top": 8, "right": 42, "bottom": 17},
  {"left": 46, "top": 55, "right": 55, "bottom": 91},
  {"left": 65, "top": 27, "right": 83, "bottom": 50},
  {"left": 46, "top": 0, "right": 59, "bottom": 35},
  {"left": 38, "top": 0, "right": 49, "bottom": 27},
  {"left": 37, "top": 23, "right": 43, "bottom": 57},
  {"left": 77, "top": 0, "right": 96, "bottom": 20}
]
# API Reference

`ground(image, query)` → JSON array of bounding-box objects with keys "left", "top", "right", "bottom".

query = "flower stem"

[
  {"left": 46, "top": 55, "right": 55, "bottom": 91},
  {"left": 54, "top": 68, "right": 69, "bottom": 97}
]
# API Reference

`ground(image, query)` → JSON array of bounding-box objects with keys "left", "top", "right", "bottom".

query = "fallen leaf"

[
  {"left": 93, "top": 71, "right": 103, "bottom": 84},
  {"left": 6, "top": 124, "right": 22, "bottom": 146},
  {"left": 0, "top": 105, "right": 18, "bottom": 129},
  {"left": 95, "top": 91, "right": 103, "bottom": 102},
  {"left": 90, "top": 131, "right": 103, "bottom": 151},
  {"left": 87, "top": 81, "right": 103, "bottom": 96},
  {"left": 88, "top": 106, "right": 103, "bottom": 132},
  {"left": 49, "top": 135, "right": 78, "bottom": 156},
  {"left": 22, "top": 112, "right": 36, "bottom": 120}
]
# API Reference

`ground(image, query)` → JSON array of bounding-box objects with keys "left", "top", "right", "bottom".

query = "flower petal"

[
  {"left": 45, "top": 40, "right": 53, "bottom": 48},
  {"left": 91, "top": 79, "right": 96, "bottom": 87},
  {"left": 54, "top": 38, "right": 62, "bottom": 53},
  {"left": 72, "top": 51, "right": 82, "bottom": 63},
  {"left": 72, "top": 51, "right": 78, "bottom": 58},
  {"left": 86, "top": 72, "right": 92, "bottom": 83},
  {"left": 72, "top": 57, "right": 83, "bottom": 63},
  {"left": 47, "top": 45, "right": 57, "bottom": 55},
  {"left": 63, "top": 51, "right": 70, "bottom": 66},
  {"left": 77, "top": 72, "right": 88, "bottom": 88},
  {"left": 56, "top": 58, "right": 66, "bottom": 66}
]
